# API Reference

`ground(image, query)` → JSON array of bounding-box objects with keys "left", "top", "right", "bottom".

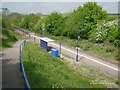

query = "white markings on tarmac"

[{"left": 32, "top": 35, "right": 119, "bottom": 71}]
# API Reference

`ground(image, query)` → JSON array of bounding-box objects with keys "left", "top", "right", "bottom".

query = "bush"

[
  {"left": 45, "top": 12, "right": 64, "bottom": 36},
  {"left": 89, "top": 19, "right": 118, "bottom": 46},
  {"left": 105, "top": 46, "right": 115, "bottom": 53},
  {"left": 74, "top": 2, "right": 108, "bottom": 39}
]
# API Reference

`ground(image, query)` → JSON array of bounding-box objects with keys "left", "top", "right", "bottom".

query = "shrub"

[{"left": 89, "top": 19, "right": 118, "bottom": 46}]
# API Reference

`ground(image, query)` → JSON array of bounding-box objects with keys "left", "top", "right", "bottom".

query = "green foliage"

[
  {"left": 45, "top": 12, "right": 64, "bottom": 36},
  {"left": 107, "top": 25, "right": 119, "bottom": 47},
  {"left": 2, "top": 15, "right": 11, "bottom": 28},
  {"left": 11, "top": 2, "right": 119, "bottom": 60},
  {"left": 74, "top": 2, "right": 108, "bottom": 38},
  {"left": 1, "top": 14, "right": 24, "bottom": 50},
  {"left": 63, "top": 13, "right": 79, "bottom": 39},
  {"left": 22, "top": 42, "right": 106, "bottom": 88},
  {"left": 27, "top": 14, "right": 41, "bottom": 31},
  {"left": 16, "top": 2, "right": 110, "bottom": 40},
  {"left": 89, "top": 19, "right": 119, "bottom": 47},
  {"left": 89, "top": 21, "right": 108, "bottom": 43},
  {"left": 9, "top": 12, "right": 23, "bottom": 26},
  {"left": 32, "top": 16, "right": 45, "bottom": 35},
  {"left": 1, "top": 28, "right": 24, "bottom": 50},
  {"left": 44, "top": 2, "right": 107, "bottom": 39},
  {"left": 33, "top": 19, "right": 43, "bottom": 34},
  {"left": 2, "top": 13, "right": 23, "bottom": 28},
  {"left": 19, "top": 15, "right": 29, "bottom": 29},
  {"left": 2, "top": 28, "right": 16, "bottom": 48},
  {"left": 19, "top": 14, "right": 41, "bottom": 30}
]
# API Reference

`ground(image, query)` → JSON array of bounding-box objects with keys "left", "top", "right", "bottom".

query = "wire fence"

[{"left": 20, "top": 40, "right": 30, "bottom": 90}]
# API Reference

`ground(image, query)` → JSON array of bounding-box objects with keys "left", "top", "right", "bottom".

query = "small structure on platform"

[
  {"left": 51, "top": 48, "right": 59, "bottom": 58},
  {"left": 40, "top": 37, "right": 54, "bottom": 51}
]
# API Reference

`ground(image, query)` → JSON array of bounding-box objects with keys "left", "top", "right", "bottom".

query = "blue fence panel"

[
  {"left": 24, "top": 77, "right": 31, "bottom": 90},
  {"left": 43, "top": 41, "right": 48, "bottom": 51},
  {"left": 40, "top": 39, "right": 48, "bottom": 51},
  {"left": 20, "top": 40, "right": 31, "bottom": 90},
  {"left": 44, "top": 40, "right": 48, "bottom": 51},
  {"left": 20, "top": 56, "right": 22, "bottom": 71}
]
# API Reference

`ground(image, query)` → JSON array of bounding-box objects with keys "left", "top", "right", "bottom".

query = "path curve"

[{"left": 2, "top": 40, "right": 24, "bottom": 88}]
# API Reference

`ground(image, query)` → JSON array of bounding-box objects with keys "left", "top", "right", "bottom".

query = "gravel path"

[{"left": 2, "top": 40, "right": 24, "bottom": 88}]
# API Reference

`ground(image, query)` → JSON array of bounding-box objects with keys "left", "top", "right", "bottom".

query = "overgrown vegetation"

[
  {"left": 1, "top": 14, "right": 24, "bottom": 50},
  {"left": 22, "top": 42, "right": 106, "bottom": 88},
  {"left": 11, "top": 2, "right": 119, "bottom": 61}
]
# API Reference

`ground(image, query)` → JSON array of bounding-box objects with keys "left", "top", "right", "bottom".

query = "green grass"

[
  {"left": 1, "top": 28, "right": 24, "bottom": 51},
  {"left": 22, "top": 42, "right": 106, "bottom": 88},
  {"left": 47, "top": 35, "right": 119, "bottom": 61}
]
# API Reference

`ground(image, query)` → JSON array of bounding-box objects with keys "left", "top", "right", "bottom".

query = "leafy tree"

[
  {"left": 27, "top": 14, "right": 41, "bottom": 31},
  {"left": 63, "top": 13, "right": 79, "bottom": 39},
  {"left": 89, "top": 21, "right": 108, "bottom": 43},
  {"left": 75, "top": 2, "right": 108, "bottom": 39},
  {"left": 45, "top": 12, "right": 64, "bottom": 36},
  {"left": 2, "top": 15, "right": 11, "bottom": 28},
  {"left": 89, "top": 19, "right": 119, "bottom": 46},
  {"left": 8, "top": 12, "right": 23, "bottom": 26},
  {"left": 19, "top": 16, "right": 29, "bottom": 29},
  {"left": 107, "top": 24, "right": 119, "bottom": 47},
  {"left": 19, "top": 14, "right": 41, "bottom": 30},
  {"left": 33, "top": 17, "right": 45, "bottom": 35}
]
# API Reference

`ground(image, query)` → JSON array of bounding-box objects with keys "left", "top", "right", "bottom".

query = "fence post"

[
  {"left": 29, "top": 33, "right": 31, "bottom": 39},
  {"left": 40, "top": 39, "right": 41, "bottom": 47},
  {"left": 34, "top": 37, "right": 35, "bottom": 43},
  {"left": 24, "top": 40, "right": 26, "bottom": 47},
  {"left": 20, "top": 45, "right": 21, "bottom": 71},
  {"left": 20, "top": 40, "right": 31, "bottom": 89}
]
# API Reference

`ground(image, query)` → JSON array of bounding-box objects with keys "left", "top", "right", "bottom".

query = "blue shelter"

[{"left": 40, "top": 37, "right": 54, "bottom": 51}]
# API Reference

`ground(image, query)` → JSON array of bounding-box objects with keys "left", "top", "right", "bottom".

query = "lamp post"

[
  {"left": 59, "top": 42, "right": 62, "bottom": 58},
  {"left": 1, "top": 8, "right": 9, "bottom": 15},
  {"left": 76, "top": 31, "right": 80, "bottom": 62}
]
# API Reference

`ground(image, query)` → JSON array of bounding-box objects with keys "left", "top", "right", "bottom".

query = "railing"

[
  {"left": 20, "top": 40, "right": 31, "bottom": 90},
  {"left": 11, "top": 24, "right": 30, "bottom": 34}
]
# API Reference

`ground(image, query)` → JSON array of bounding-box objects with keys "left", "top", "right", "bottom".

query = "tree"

[
  {"left": 27, "top": 14, "right": 41, "bottom": 31},
  {"left": 33, "top": 17, "right": 45, "bottom": 34},
  {"left": 19, "top": 16, "right": 29, "bottom": 29},
  {"left": 45, "top": 12, "right": 64, "bottom": 36},
  {"left": 89, "top": 19, "right": 119, "bottom": 46},
  {"left": 75, "top": 2, "right": 108, "bottom": 39},
  {"left": 63, "top": 13, "right": 78, "bottom": 39},
  {"left": 19, "top": 14, "right": 41, "bottom": 30}
]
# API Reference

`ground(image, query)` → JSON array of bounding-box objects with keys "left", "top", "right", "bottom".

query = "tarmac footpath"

[{"left": 2, "top": 40, "right": 24, "bottom": 88}]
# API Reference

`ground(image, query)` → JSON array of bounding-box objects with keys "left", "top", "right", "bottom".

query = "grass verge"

[
  {"left": 22, "top": 42, "right": 106, "bottom": 88},
  {"left": 1, "top": 28, "right": 24, "bottom": 51}
]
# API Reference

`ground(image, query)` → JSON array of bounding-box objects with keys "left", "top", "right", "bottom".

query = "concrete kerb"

[{"left": 20, "top": 40, "right": 30, "bottom": 90}]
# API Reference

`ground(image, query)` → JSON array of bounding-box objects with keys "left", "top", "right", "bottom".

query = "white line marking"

[
  {"left": 32, "top": 35, "right": 119, "bottom": 71},
  {"left": 50, "top": 43, "right": 118, "bottom": 71},
  {"left": 31, "top": 35, "right": 40, "bottom": 39}
]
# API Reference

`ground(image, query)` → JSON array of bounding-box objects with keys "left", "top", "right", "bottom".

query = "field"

[{"left": 22, "top": 42, "right": 106, "bottom": 88}]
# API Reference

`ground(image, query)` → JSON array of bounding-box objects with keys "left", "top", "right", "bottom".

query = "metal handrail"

[{"left": 20, "top": 40, "right": 30, "bottom": 90}]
